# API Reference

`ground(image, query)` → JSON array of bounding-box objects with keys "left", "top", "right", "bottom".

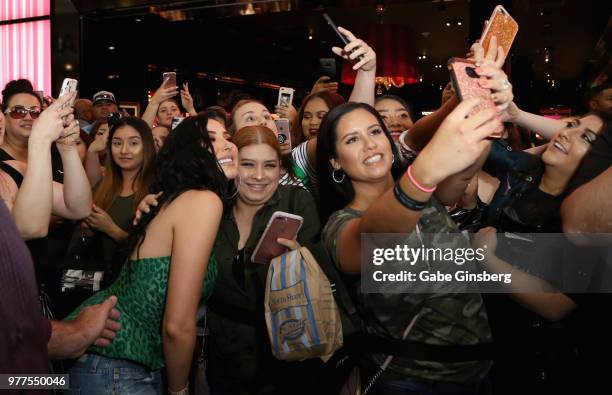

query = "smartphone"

[
  {"left": 448, "top": 57, "right": 503, "bottom": 138},
  {"left": 163, "top": 72, "right": 177, "bottom": 89},
  {"left": 277, "top": 87, "right": 294, "bottom": 108},
  {"left": 171, "top": 116, "right": 185, "bottom": 130},
  {"left": 274, "top": 118, "right": 292, "bottom": 151},
  {"left": 251, "top": 211, "right": 304, "bottom": 265},
  {"left": 480, "top": 5, "right": 519, "bottom": 56},
  {"left": 319, "top": 58, "right": 337, "bottom": 80},
  {"left": 107, "top": 112, "right": 123, "bottom": 128},
  {"left": 323, "top": 13, "right": 349, "bottom": 46},
  {"left": 59, "top": 78, "right": 78, "bottom": 109}
]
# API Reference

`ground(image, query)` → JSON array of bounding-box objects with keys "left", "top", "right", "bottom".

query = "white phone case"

[
  {"left": 59, "top": 78, "right": 78, "bottom": 108},
  {"left": 277, "top": 87, "right": 295, "bottom": 108}
]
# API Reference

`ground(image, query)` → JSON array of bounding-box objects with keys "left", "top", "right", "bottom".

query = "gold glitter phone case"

[
  {"left": 448, "top": 57, "right": 504, "bottom": 139},
  {"left": 480, "top": 5, "right": 519, "bottom": 57}
]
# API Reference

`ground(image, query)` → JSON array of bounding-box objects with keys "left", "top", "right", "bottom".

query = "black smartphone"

[
  {"left": 323, "top": 13, "right": 349, "bottom": 46},
  {"left": 319, "top": 58, "right": 337, "bottom": 80}
]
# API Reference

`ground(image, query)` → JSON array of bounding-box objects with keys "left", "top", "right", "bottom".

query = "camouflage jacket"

[{"left": 321, "top": 198, "right": 492, "bottom": 383}]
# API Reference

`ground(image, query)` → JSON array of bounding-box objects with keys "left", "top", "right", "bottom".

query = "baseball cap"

[{"left": 92, "top": 90, "right": 116, "bottom": 105}]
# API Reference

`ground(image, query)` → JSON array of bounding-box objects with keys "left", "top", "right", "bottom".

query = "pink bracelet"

[{"left": 407, "top": 165, "right": 437, "bottom": 193}]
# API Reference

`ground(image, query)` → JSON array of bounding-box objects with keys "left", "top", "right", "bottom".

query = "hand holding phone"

[
  {"left": 59, "top": 78, "right": 78, "bottom": 110},
  {"left": 448, "top": 57, "right": 503, "bottom": 138},
  {"left": 162, "top": 72, "right": 177, "bottom": 96},
  {"left": 324, "top": 17, "right": 374, "bottom": 72},
  {"left": 274, "top": 118, "right": 292, "bottom": 151},
  {"left": 277, "top": 87, "right": 294, "bottom": 108},
  {"left": 251, "top": 212, "right": 303, "bottom": 265}
]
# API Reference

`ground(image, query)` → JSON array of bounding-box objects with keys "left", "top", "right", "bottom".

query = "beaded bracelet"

[
  {"left": 393, "top": 182, "right": 428, "bottom": 211},
  {"left": 407, "top": 165, "right": 437, "bottom": 193}
]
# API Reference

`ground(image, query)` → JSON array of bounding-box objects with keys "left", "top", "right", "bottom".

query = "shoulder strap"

[
  {"left": 0, "top": 161, "right": 23, "bottom": 187},
  {"left": 306, "top": 242, "right": 362, "bottom": 336}
]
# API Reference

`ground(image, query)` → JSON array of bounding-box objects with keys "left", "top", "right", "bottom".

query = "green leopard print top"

[{"left": 67, "top": 255, "right": 217, "bottom": 370}]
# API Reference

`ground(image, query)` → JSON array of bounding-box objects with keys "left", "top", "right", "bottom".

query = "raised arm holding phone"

[{"left": 0, "top": 86, "right": 92, "bottom": 239}]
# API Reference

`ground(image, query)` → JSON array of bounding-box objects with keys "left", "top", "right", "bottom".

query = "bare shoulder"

[
  {"left": 167, "top": 190, "right": 223, "bottom": 221},
  {"left": 172, "top": 189, "right": 222, "bottom": 208}
]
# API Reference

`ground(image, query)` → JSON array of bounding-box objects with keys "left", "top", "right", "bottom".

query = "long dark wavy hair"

[
  {"left": 127, "top": 114, "right": 229, "bottom": 259},
  {"left": 315, "top": 102, "right": 405, "bottom": 223}
]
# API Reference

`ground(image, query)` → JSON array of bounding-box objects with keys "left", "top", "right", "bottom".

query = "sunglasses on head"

[{"left": 4, "top": 105, "right": 42, "bottom": 119}]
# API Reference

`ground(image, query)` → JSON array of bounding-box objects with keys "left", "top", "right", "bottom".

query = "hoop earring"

[{"left": 332, "top": 169, "right": 345, "bottom": 183}]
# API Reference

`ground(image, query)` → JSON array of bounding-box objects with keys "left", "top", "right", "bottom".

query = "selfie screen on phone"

[{"left": 279, "top": 93, "right": 291, "bottom": 107}]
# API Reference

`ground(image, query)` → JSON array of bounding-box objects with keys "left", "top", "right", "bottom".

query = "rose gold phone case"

[
  {"left": 448, "top": 58, "right": 503, "bottom": 138},
  {"left": 480, "top": 5, "right": 518, "bottom": 56},
  {"left": 251, "top": 212, "right": 303, "bottom": 265}
]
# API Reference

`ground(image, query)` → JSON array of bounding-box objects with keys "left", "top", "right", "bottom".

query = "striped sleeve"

[{"left": 291, "top": 141, "right": 317, "bottom": 187}]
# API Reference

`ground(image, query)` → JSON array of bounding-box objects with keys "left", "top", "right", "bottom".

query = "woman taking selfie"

[{"left": 315, "top": 40, "right": 513, "bottom": 394}]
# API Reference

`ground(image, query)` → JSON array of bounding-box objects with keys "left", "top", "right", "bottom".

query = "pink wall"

[
  {"left": 0, "top": 1, "right": 51, "bottom": 97},
  {"left": 0, "top": 0, "right": 50, "bottom": 22}
]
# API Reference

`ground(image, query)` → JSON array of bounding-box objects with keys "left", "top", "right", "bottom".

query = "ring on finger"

[{"left": 501, "top": 79, "right": 510, "bottom": 91}]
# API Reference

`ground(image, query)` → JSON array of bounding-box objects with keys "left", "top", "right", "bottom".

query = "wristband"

[
  {"left": 407, "top": 165, "right": 437, "bottom": 193},
  {"left": 393, "top": 182, "right": 428, "bottom": 211}
]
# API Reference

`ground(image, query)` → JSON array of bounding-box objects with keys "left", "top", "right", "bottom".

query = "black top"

[
  {"left": 0, "top": 147, "right": 74, "bottom": 318},
  {"left": 482, "top": 140, "right": 563, "bottom": 233}
]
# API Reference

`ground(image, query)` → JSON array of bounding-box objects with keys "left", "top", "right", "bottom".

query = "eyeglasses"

[{"left": 4, "top": 105, "right": 42, "bottom": 119}]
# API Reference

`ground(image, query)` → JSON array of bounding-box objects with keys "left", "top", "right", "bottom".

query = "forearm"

[
  {"left": 106, "top": 223, "right": 128, "bottom": 242},
  {"left": 434, "top": 146, "right": 490, "bottom": 206},
  {"left": 512, "top": 108, "right": 564, "bottom": 140},
  {"left": 13, "top": 139, "right": 53, "bottom": 239},
  {"left": 59, "top": 148, "right": 92, "bottom": 219},
  {"left": 141, "top": 101, "right": 159, "bottom": 128},
  {"left": 360, "top": 164, "right": 432, "bottom": 234},
  {"left": 405, "top": 96, "right": 458, "bottom": 151},
  {"left": 348, "top": 69, "right": 376, "bottom": 106},
  {"left": 48, "top": 320, "right": 87, "bottom": 360},
  {"left": 163, "top": 327, "right": 196, "bottom": 392},
  {"left": 562, "top": 167, "right": 612, "bottom": 241},
  {"left": 187, "top": 108, "right": 198, "bottom": 117},
  {"left": 85, "top": 150, "right": 103, "bottom": 186}
]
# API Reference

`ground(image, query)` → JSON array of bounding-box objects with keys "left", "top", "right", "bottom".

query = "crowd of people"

[{"left": 1, "top": 21, "right": 611, "bottom": 395}]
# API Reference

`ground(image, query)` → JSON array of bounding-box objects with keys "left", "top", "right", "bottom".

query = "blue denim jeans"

[
  {"left": 369, "top": 376, "right": 492, "bottom": 395},
  {"left": 68, "top": 353, "right": 162, "bottom": 395}
]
